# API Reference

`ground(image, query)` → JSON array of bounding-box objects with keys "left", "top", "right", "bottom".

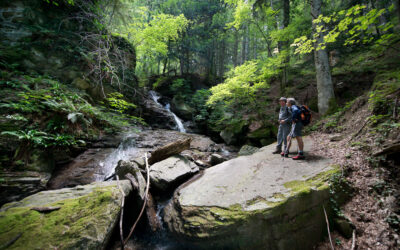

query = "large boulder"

[
  {"left": 163, "top": 138, "right": 346, "bottom": 249},
  {"left": 0, "top": 181, "right": 132, "bottom": 249},
  {"left": 141, "top": 97, "right": 178, "bottom": 130},
  {"left": 150, "top": 155, "right": 199, "bottom": 190}
]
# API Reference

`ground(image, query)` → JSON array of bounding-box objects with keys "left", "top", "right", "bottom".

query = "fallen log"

[{"left": 148, "top": 138, "right": 192, "bottom": 165}]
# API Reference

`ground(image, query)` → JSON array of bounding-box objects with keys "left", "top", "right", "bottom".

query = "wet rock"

[
  {"left": 150, "top": 155, "right": 199, "bottom": 190},
  {"left": 163, "top": 138, "right": 346, "bottom": 249},
  {"left": 238, "top": 145, "right": 259, "bottom": 156},
  {"left": 141, "top": 98, "right": 177, "bottom": 130},
  {"left": 209, "top": 153, "right": 226, "bottom": 166},
  {"left": 47, "top": 148, "right": 114, "bottom": 189},
  {"left": 0, "top": 181, "right": 132, "bottom": 249}
]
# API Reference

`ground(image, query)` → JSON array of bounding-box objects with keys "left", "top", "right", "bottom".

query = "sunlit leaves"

[
  {"left": 292, "top": 4, "right": 392, "bottom": 54},
  {"left": 207, "top": 61, "right": 267, "bottom": 106},
  {"left": 226, "top": 0, "right": 253, "bottom": 29}
]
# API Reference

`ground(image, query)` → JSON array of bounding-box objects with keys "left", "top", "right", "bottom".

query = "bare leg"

[
  {"left": 285, "top": 135, "right": 292, "bottom": 153},
  {"left": 296, "top": 136, "right": 304, "bottom": 152}
]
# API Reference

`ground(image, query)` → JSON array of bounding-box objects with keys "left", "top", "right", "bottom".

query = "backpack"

[{"left": 299, "top": 105, "right": 312, "bottom": 126}]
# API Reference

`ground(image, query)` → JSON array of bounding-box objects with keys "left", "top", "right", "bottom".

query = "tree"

[{"left": 311, "top": 0, "right": 335, "bottom": 114}]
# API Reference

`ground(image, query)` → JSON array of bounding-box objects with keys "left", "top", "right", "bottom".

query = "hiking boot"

[
  {"left": 272, "top": 148, "right": 282, "bottom": 154},
  {"left": 292, "top": 154, "right": 305, "bottom": 160},
  {"left": 281, "top": 151, "right": 289, "bottom": 157}
]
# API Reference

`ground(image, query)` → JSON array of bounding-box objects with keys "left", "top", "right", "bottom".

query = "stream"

[{"left": 149, "top": 90, "right": 187, "bottom": 133}]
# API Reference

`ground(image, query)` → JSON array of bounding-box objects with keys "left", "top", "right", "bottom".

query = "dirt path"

[{"left": 312, "top": 132, "right": 400, "bottom": 249}]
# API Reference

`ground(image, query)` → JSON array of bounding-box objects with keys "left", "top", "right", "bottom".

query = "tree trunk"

[
  {"left": 233, "top": 29, "right": 239, "bottom": 67},
  {"left": 311, "top": 0, "right": 335, "bottom": 115},
  {"left": 281, "top": 0, "right": 290, "bottom": 94},
  {"left": 218, "top": 39, "right": 225, "bottom": 78},
  {"left": 241, "top": 27, "right": 248, "bottom": 64},
  {"left": 395, "top": 0, "right": 400, "bottom": 26}
]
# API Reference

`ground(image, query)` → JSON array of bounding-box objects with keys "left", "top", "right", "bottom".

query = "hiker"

[
  {"left": 282, "top": 98, "right": 305, "bottom": 160},
  {"left": 272, "top": 97, "right": 292, "bottom": 154}
]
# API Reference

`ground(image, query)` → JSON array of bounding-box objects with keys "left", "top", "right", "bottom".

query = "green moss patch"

[
  {"left": 0, "top": 186, "right": 121, "bottom": 249},
  {"left": 284, "top": 165, "right": 341, "bottom": 195}
]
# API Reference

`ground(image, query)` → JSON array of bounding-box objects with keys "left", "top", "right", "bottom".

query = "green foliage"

[
  {"left": 191, "top": 89, "right": 211, "bottom": 123},
  {"left": 292, "top": 4, "right": 398, "bottom": 54},
  {"left": 104, "top": 92, "right": 136, "bottom": 114},
  {"left": 207, "top": 61, "right": 268, "bottom": 105},
  {"left": 170, "top": 78, "right": 192, "bottom": 101},
  {"left": 0, "top": 73, "right": 142, "bottom": 150},
  {"left": 0, "top": 130, "right": 82, "bottom": 148},
  {"left": 368, "top": 70, "right": 400, "bottom": 114},
  {"left": 44, "top": 0, "right": 75, "bottom": 6}
]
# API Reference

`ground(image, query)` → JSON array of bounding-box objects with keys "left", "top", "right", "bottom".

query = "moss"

[
  {"left": 284, "top": 165, "right": 341, "bottom": 195},
  {"left": 0, "top": 186, "right": 119, "bottom": 249}
]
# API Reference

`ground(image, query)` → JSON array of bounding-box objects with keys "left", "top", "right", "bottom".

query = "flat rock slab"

[
  {"left": 150, "top": 155, "right": 199, "bottom": 190},
  {"left": 0, "top": 181, "right": 132, "bottom": 250},
  {"left": 164, "top": 137, "right": 342, "bottom": 249}
]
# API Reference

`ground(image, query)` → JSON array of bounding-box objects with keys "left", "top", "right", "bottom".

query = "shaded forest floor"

[{"left": 311, "top": 92, "right": 400, "bottom": 249}]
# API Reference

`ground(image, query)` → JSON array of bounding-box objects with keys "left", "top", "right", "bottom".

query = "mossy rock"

[
  {"left": 0, "top": 181, "right": 132, "bottom": 249},
  {"left": 164, "top": 138, "right": 348, "bottom": 249}
]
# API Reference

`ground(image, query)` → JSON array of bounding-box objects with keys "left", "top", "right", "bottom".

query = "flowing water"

[
  {"left": 98, "top": 133, "right": 139, "bottom": 181},
  {"left": 149, "top": 90, "right": 187, "bottom": 133}
]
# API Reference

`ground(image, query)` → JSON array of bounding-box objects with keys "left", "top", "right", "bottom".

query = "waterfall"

[
  {"left": 149, "top": 90, "right": 187, "bottom": 133},
  {"left": 99, "top": 133, "right": 138, "bottom": 180}
]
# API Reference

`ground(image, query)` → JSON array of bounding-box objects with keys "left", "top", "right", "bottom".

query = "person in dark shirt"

[
  {"left": 272, "top": 97, "right": 292, "bottom": 154},
  {"left": 282, "top": 98, "right": 305, "bottom": 160}
]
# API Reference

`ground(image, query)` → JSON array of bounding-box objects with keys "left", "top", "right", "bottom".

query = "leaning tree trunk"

[{"left": 311, "top": 0, "right": 335, "bottom": 115}]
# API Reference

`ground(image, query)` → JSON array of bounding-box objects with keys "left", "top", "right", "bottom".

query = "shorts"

[{"left": 289, "top": 122, "right": 303, "bottom": 138}]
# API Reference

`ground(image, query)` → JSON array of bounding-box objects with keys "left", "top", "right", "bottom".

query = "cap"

[{"left": 279, "top": 97, "right": 287, "bottom": 101}]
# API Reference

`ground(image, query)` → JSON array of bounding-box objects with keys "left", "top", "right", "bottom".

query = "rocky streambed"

[{"left": 0, "top": 129, "right": 349, "bottom": 250}]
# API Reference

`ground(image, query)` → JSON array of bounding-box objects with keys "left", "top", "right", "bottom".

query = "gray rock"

[
  {"left": 0, "top": 171, "right": 50, "bottom": 207},
  {"left": 132, "top": 157, "right": 146, "bottom": 169},
  {"left": 209, "top": 153, "right": 226, "bottom": 166},
  {"left": 150, "top": 155, "right": 199, "bottom": 190},
  {"left": 163, "top": 137, "right": 346, "bottom": 249},
  {"left": 238, "top": 144, "right": 259, "bottom": 156},
  {"left": 0, "top": 181, "right": 132, "bottom": 249},
  {"left": 220, "top": 129, "right": 236, "bottom": 145},
  {"left": 115, "top": 160, "right": 141, "bottom": 180},
  {"left": 47, "top": 148, "right": 115, "bottom": 189}
]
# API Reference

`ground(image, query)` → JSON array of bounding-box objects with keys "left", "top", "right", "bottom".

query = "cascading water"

[
  {"left": 98, "top": 133, "right": 138, "bottom": 181},
  {"left": 149, "top": 90, "right": 186, "bottom": 133}
]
